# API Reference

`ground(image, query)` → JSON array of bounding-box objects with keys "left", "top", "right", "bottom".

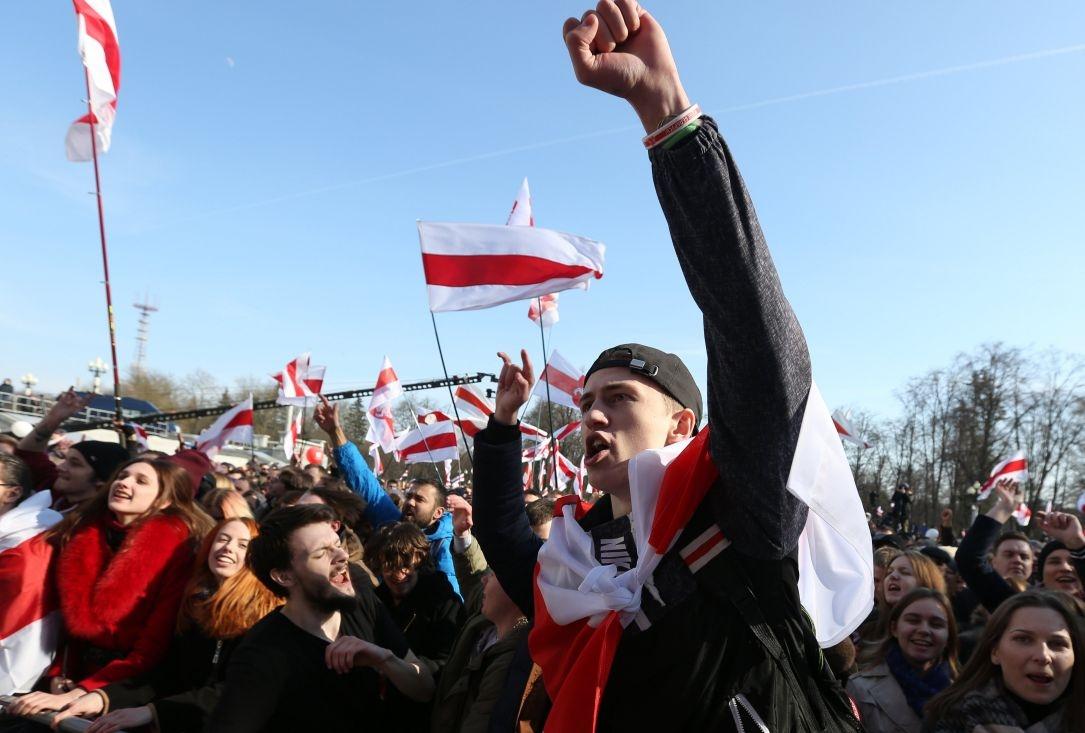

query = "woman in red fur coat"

[{"left": 9, "top": 457, "right": 212, "bottom": 717}]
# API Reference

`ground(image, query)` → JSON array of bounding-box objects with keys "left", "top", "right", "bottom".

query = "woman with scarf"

[
  {"left": 923, "top": 591, "right": 1083, "bottom": 733},
  {"left": 52, "top": 517, "right": 282, "bottom": 732},
  {"left": 8, "top": 457, "right": 212, "bottom": 718},
  {"left": 847, "top": 588, "right": 958, "bottom": 733}
]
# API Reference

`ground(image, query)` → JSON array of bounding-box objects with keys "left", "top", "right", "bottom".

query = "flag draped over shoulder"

[
  {"left": 418, "top": 222, "right": 604, "bottom": 312},
  {"left": 0, "top": 491, "right": 63, "bottom": 694},
  {"left": 66, "top": 0, "right": 121, "bottom": 162}
]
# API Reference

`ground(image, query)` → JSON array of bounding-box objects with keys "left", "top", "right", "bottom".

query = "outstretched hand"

[
  {"left": 987, "top": 478, "right": 1020, "bottom": 524},
  {"left": 563, "top": 2, "right": 689, "bottom": 132},
  {"left": 494, "top": 350, "right": 534, "bottom": 426}
]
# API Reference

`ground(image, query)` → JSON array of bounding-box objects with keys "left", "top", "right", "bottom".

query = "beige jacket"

[{"left": 846, "top": 662, "right": 923, "bottom": 733}]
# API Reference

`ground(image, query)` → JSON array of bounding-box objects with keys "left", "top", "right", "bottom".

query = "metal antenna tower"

[{"left": 133, "top": 296, "right": 159, "bottom": 369}]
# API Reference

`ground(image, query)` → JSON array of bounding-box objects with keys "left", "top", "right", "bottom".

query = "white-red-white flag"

[
  {"left": 552, "top": 420, "right": 581, "bottom": 442},
  {"left": 0, "top": 491, "right": 63, "bottom": 694},
  {"left": 518, "top": 422, "right": 549, "bottom": 442},
  {"left": 282, "top": 406, "right": 303, "bottom": 460},
  {"left": 530, "top": 350, "right": 585, "bottom": 409},
  {"left": 528, "top": 293, "right": 560, "bottom": 328},
  {"left": 369, "top": 444, "right": 384, "bottom": 476},
  {"left": 507, "top": 177, "right": 534, "bottom": 227},
  {"left": 1012, "top": 503, "right": 1032, "bottom": 526},
  {"left": 552, "top": 451, "right": 578, "bottom": 490},
  {"left": 365, "top": 357, "right": 403, "bottom": 454},
  {"left": 418, "top": 221, "right": 604, "bottom": 313},
  {"left": 978, "top": 450, "right": 1029, "bottom": 500},
  {"left": 196, "top": 396, "right": 254, "bottom": 457},
  {"left": 831, "top": 410, "right": 873, "bottom": 449},
  {"left": 574, "top": 455, "right": 591, "bottom": 497},
  {"left": 273, "top": 353, "right": 326, "bottom": 406},
  {"left": 522, "top": 462, "right": 534, "bottom": 491},
  {"left": 66, "top": 0, "right": 121, "bottom": 162},
  {"left": 124, "top": 422, "right": 149, "bottom": 451},
  {"left": 396, "top": 420, "right": 459, "bottom": 464},
  {"left": 522, "top": 439, "right": 553, "bottom": 464},
  {"left": 453, "top": 385, "right": 493, "bottom": 421}
]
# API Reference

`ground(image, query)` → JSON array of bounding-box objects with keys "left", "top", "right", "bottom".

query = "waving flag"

[
  {"left": 282, "top": 406, "right": 303, "bottom": 460},
  {"left": 66, "top": 0, "right": 121, "bottom": 161},
  {"left": 396, "top": 420, "right": 459, "bottom": 464},
  {"left": 831, "top": 409, "right": 872, "bottom": 449},
  {"left": 530, "top": 350, "right": 585, "bottom": 409},
  {"left": 453, "top": 385, "right": 493, "bottom": 421},
  {"left": 273, "top": 353, "right": 326, "bottom": 406},
  {"left": 518, "top": 422, "right": 549, "bottom": 442},
  {"left": 418, "top": 221, "right": 604, "bottom": 313},
  {"left": 364, "top": 357, "right": 403, "bottom": 454},
  {"left": 124, "top": 422, "right": 149, "bottom": 451},
  {"left": 528, "top": 293, "right": 560, "bottom": 328},
  {"left": 1012, "top": 503, "right": 1032, "bottom": 526},
  {"left": 552, "top": 420, "right": 581, "bottom": 442},
  {"left": 978, "top": 450, "right": 1029, "bottom": 500},
  {"left": 1, "top": 491, "right": 63, "bottom": 694},
  {"left": 196, "top": 396, "right": 253, "bottom": 456},
  {"left": 507, "top": 177, "right": 534, "bottom": 227}
]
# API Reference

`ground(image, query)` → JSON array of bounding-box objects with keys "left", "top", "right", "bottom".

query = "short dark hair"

[
  {"left": 526, "top": 498, "right": 555, "bottom": 528},
  {"left": 278, "top": 467, "right": 314, "bottom": 493},
  {"left": 366, "top": 521, "right": 432, "bottom": 574},
  {"left": 992, "top": 531, "right": 1033, "bottom": 556},
  {"left": 249, "top": 504, "right": 337, "bottom": 597},
  {"left": 303, "top": 486, "right": 365, "bottom": 528},
  {"left": 409, "top": 479, "right": 447, "bottom": 506}
]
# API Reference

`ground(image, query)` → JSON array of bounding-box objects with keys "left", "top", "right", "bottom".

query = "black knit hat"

[
  {"left": 70, "top": 441, "right": 130, "bottom": 482},
  {"left": 586, "top": 344, "right": 703, "bottom": 427},
  {"left": 1037, "top": 540, "right": 1068, "bottom": 578}
]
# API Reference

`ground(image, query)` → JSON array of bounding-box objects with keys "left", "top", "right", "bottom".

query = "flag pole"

[
  {"left": 402, "top": 396, "right": 446, "bottom": 487},
  {"left": 536, "top": 297, "right": 561, "bottom": 494},
  {"left": 83, "top": 70, "right": 125, "bottom": 442},
  {"left": 428, "top": 312, "right": 474, "bottom": 469}
]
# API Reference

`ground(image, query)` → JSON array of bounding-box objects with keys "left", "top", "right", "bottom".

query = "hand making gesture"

[{"left": 494, "top": 350, "right": 534, "bottom": 426}]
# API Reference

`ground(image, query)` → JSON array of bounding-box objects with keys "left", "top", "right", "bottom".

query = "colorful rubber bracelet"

[
  {"left": 642, "top": 104, "right": 702, "bottom": 149},
  {"left": 661, "top": 119, "right": 702, "bottom": 150}
]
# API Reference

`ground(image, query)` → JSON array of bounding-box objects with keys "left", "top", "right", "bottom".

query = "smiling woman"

[{"left": 7, "top": 457, "right": 213, "bottom": 719}]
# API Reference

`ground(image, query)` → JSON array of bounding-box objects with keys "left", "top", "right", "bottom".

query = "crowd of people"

[{"left": 3, "top": 4, "right": 1083, "bottom": 732}]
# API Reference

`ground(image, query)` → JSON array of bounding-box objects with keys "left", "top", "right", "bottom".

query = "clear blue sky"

[{"left": 3, "top": 1, "right": 1083, "bottom": 420}]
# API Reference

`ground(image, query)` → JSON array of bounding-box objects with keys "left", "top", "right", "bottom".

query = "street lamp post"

[{"left": 88, "top": 357, "right": 108, "bottom": 395}]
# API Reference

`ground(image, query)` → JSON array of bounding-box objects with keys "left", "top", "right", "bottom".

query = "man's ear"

[
  {"left": 667, "top": 407, "right": 697, "bottom": 444},
  {"left": 431, "top": 504, "right": 446, "bottom": 522},
  {"left": 270, "top": 568, "right": 295, "bottom": 591}
]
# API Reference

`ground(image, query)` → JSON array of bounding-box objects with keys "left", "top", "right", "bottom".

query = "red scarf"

[{"left": 529, "top": 428, "right": 719, "bottom": 733}]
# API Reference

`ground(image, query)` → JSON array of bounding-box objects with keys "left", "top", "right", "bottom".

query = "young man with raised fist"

[{"left": 471, "top": 4, "right": 860, "bottom": 731}]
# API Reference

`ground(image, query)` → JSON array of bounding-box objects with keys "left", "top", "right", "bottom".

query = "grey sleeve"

[{"left": 649, "top": 117, "right": 811, "bottom": 558}]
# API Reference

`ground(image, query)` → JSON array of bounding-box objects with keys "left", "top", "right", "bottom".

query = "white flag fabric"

[
  {"left": 418, "top": 221, "right": 604, "bottom": 313},
  {"left": 528, "top": 293, "right": 560, "bottom": 328},
  {"left": 552, "top": 420, "right": 581, "bottom": 442},
  {"left": 66, "top": 0, "right": 121, "bottom": 161},
  {"left": 1012, "top": 503, "right": 1032, "bottom": 526},
  {"left": 283, "top": 406, "right": 303, "bottom": 460},
  {"left": 530, "top": 350, "right": 585, "bottom": 409},
  {"left": 365, "top": 357, "right": 403, "bottom": 454},
  {"left": 831, "top": 410, "right": 872, "bottom": 449},
  {"left": 396, "top": 420, "right": 459, "bottom": 464},
  {"left": 453, "top": 385, "right": 494, "bottom": 421},
  {"left": 196, "top": 396, "right": 254, "bottom": 457},
  {"left": 977, "top": 450, "right": 1029, "bottom": 501},
  {"left": 507, "top": 177, "right": 534, "bottom": 227}
]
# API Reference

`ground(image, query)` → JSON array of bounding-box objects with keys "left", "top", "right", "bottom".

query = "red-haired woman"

[
  {"left": 52, "top": 517, "right": 282, "bottom": 732},
  {"left": 8, "top": 458, "right": 212, "bottom": 718}
]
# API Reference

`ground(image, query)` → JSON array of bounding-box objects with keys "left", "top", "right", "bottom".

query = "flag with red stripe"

[
  {"left": 396, "top": 420, "right": 459, "bottom": 464},
  {"left": 273, "top": 353, "right": 326, "bottom": 406},
  {"left": 530, "top": 350, "right": 585, "bottom": 409},
  {"left": 1, "top": 491, "right": 63, "bottom": 693},
  {"left": 1012, "top": 503, "right": 1032, "bottom": 526},
  {"left": 196, "top": 396, "right": 254, "bottom": 457},
  {"left": 978, "top": 450, "right": 1029, "bottom": 500},
  {"left": 453, "top": 385, "right": 494, "bottom": 421},
  {"left": 831, "top": 409, "right": 872, "bottom": 449},
  {"left": 528, "top": 293, "right": 560, "bottom": 328},
  {"left": 365, "top": 357, "right": 403, "bottom": 454},
  {"left": 66, "top": 0, "right": 121, "bottom": 161},
  {"left": 282, "top": 406, "right": 303, "bottom": 460},
  {"left": 418, "top": 221, "right": 604, "bottom": 313}
]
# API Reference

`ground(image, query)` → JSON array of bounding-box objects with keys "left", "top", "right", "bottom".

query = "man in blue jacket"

[{"left": 313, "top": 396, "right": 460, "bottom": 598}]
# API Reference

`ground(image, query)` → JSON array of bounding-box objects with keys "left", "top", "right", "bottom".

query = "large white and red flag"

[
  {"left": 977, "top": 450, "right": 1029, "bottom": 500},
  {"left": 415, "top": 409, "right": 485, "bottom": 441},
  {"left": 196, "top": 396, "right": 254, "bottom": 457},
  {"left": 365, "top": 357, "right": 403, "bottom": 454},
  {"left": 396, "top": 420, "right": 459, "bottom": 464},
  {"left": 552, "top": 420, "right": 581, "bottom": 443},
  {"left": 66, "top": 0, "right": 121, "bottom": 162},
  {"left": 273, "top": 353, "right": 326, "bottom": 406},
  {"left": 453, "top": 385, "right": 493, "bottom": 421},
  {"left": 282, "top": 406, "right": 303, "bottom": 460},
  {"left": 530, "top": 350, "right": 585, "bottom": 409},
  {"left": 545, "top": 451, "right": 579, "bottom": 491},
  {"left": 1, "top": 491, "right": 64, "bottom": 694},
  {"left": 831, "top": 409, "right": 873, "bottom": 449},
  {"left": 528, "top": 293, "right": 560, "bottom": 328},
  {"left": 418, "top": 221, "right": 604, "bottom": 312}
]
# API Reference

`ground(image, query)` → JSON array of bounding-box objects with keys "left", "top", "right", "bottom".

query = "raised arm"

[
  {"left": 313, "top": 396, "right": 400, "bottom": 527},
  {"left": 956, "top": 480, "right": 1017, "bottom": 612},
  {"left": 563, "top": 4, "right": 810, "bottom": 557}
]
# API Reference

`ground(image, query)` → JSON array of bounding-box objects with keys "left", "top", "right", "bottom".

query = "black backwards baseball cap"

[{"left": 586, "top": 344, "right": 703, "bottom": 430}]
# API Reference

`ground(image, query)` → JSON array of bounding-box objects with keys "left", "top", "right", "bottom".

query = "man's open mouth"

[{"left": 584, "top": 434, "right": 611, "bottom": 466}]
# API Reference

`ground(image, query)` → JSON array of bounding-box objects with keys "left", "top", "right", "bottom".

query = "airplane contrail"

[{"left": 150, "top": 42, "right": 1085, "bottom": 229}]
